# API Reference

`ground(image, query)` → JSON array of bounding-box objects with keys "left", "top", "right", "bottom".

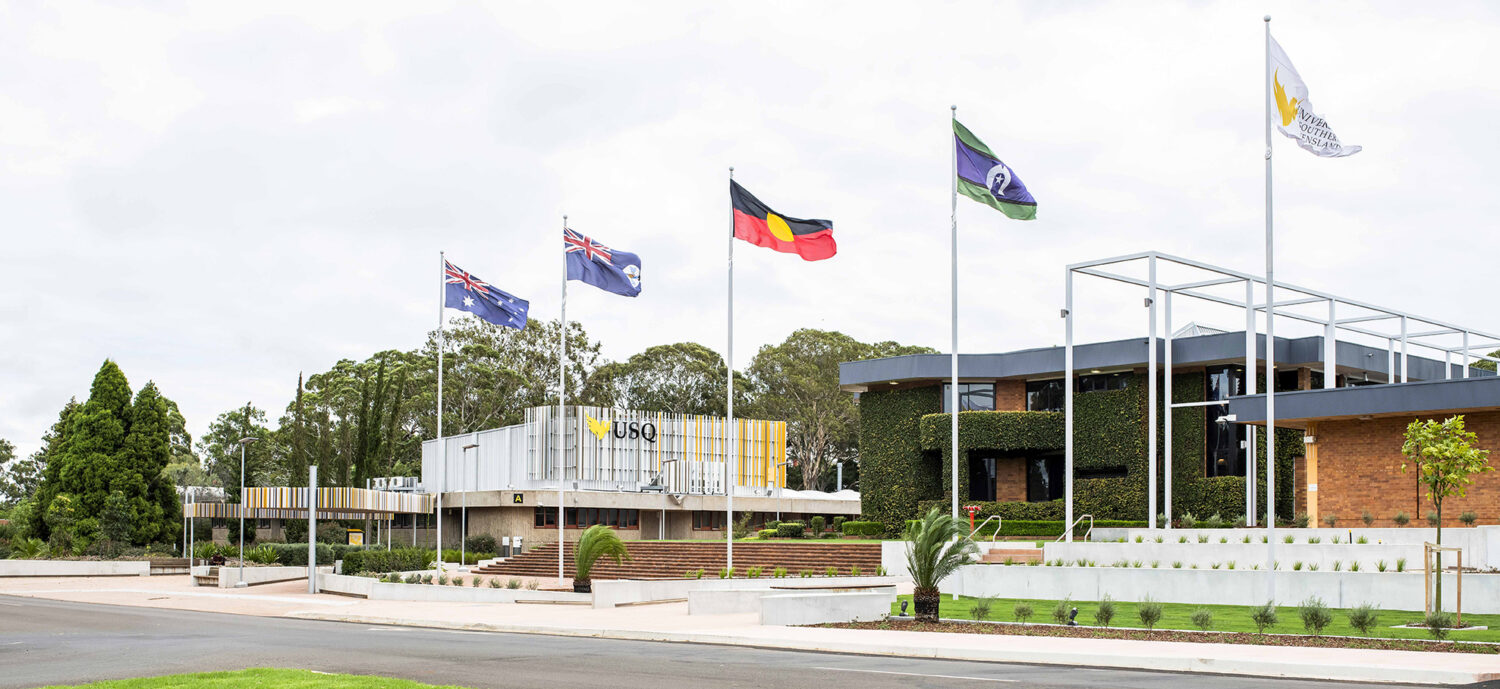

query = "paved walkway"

[{"left": 3, "top": 575, "right": 1498, "bottom": 685}]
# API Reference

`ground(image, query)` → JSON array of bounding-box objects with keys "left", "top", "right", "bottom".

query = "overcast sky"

[{"left": 5, "top": 1, "right": 1500, "bottom": 460}]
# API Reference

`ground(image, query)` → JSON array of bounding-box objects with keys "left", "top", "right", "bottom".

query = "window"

[
  {"left": 534, "top": 507, "right": 637, "bottom": 529},
  {"left": 692, "top": 511, "right": 726, "bottom": 530},
  {"left": 1205, "top": 365, "right": 1247, "bottom": 477},
  {"left": 1077, "top": 372, "right": 1130, "bottom": 393},
  {"left": 1027, "top": 455, "right": 1065, "bottom": 502},
  {"left": 942, "top": 383, "right": 996, "bottom": 412},
  {"left": 534, "top": 507, "right": 557, "bottom": 527},
  {"left": 1025, "top": 379, "right": 1065, "bottom": 411}
]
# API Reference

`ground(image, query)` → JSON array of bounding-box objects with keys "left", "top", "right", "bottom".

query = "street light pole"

[
  {"left": 236, "top": 436, "right": 259, "bottom": 588},
  {"left": 461, "top": 442, "right": 479, "bottom": 569}
]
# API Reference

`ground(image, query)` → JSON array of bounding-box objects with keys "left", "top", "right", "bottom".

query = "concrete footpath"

[{"left": 3, "top": 575, "right": 1497, "bottom": 686}]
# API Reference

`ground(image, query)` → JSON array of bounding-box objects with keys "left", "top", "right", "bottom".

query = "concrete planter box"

[
  {"left": 688, "top": 584, "right": 898, "bottom": 616},
  {"left": 592, "top": 575, "right": 904, "bottom": 609},
  {"left": 951, "top": 564, "right": 1500, "bottom": 613},
  {"left": 0, "top": 560, "right": 150, "bottom": 577},
  {"left": 1044, "top": 542, "right": 1422, "bottom": 572},
  {"left": 1091, "top": 526, "right": 1500, "bottom": 569},
  {"left": 759, "top": 590, "right": 895, "bottom": 626},
  {"left": 318, "top": 572, "right": 588, "bottom": 604},
  {"left": 211, "top": 565, "right": 331, "bottom": 588}
]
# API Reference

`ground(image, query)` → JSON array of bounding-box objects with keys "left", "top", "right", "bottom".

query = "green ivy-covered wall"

[{"left": 857, "top": 371, "right": 1301, "bottom": 532}]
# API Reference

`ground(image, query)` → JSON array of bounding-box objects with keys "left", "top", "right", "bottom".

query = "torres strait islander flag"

[
  {"left": 954, "top": 119, "right": 1036, "bottom": 220},
  {"left": 730, "top": 181, "right": 836, "bottom": 261}
]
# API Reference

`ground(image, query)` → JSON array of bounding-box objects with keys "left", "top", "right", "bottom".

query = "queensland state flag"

[
  {"left": 565, "top": 228, "right": 641, "bottom": 297},
  {"left": 954, "top": 120, "right": 1036, "bottom": 220},
  {"left": 730, "top": 181, "right": 836, "bottom": 261},
  {"left": 444, "top": 260, "right": 529, "bottom": 329}
]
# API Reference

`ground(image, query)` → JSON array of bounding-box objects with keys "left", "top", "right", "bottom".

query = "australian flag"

[
  {"left": 565, "top": 228, "right": 641, "bottom": 297},
  {"left": 444, "top": 260, "right": 529, "bottom": 329}
]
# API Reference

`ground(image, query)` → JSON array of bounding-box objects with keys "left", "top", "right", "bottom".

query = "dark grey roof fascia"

[
  {"left": 1228, "top": 376, "right": 1500, "bottom": 424},
  {"left": 839, "top": 331, "right": 1483, "bottom": 388}
]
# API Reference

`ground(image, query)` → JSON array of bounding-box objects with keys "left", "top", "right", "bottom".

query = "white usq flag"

[{"left": 1270, "top": 36, "right": 1361, "bottom": 158}]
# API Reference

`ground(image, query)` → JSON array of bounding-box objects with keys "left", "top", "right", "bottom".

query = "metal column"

[
  {"left": 1063, "top": 269, "right": 1074, "bottom": 542},
  {"left": 1147, "top": 256, "right": 1158, "bottom": 529},
  {"left": 1163, "top": 290, "right": 1173, "bottom": 529}
]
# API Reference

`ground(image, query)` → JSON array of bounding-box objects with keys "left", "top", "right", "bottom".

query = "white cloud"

[{"left": 4, "top": 0, "right": 1499, "bottom": 459}]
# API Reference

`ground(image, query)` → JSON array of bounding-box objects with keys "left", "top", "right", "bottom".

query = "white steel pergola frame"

[{"left": 1062, "top": 251, "right": 1500, "bottom": 543}]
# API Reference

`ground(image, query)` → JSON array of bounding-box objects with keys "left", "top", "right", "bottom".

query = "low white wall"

[
  {"left": 592, "top": 575, "right": 905, "bottom": 609},
  {"left": 880, "top": 541, "right": 909, "bottom": 580},
  {"left": 217, "top": 566, "right": 331, "bottom": 588},
  {"left": 0, "top": 560, "right": 150, "bottom": 577},
  {"left": 759, "top": 591, "right": 894, "bottom": 626},
  {"left": 688, "top": 584, "right": 898, "bottom": 616},
  {"left": 1045, "top": 542, "right": 1421, "bottom": 572},
  {"left": 952, "top": 565, "right": 1500, "bottom": 613}
]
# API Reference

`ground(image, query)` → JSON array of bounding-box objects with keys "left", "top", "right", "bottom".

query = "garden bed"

[{"left": 819, "top": 618, "right": 1500, "bottom": 654}]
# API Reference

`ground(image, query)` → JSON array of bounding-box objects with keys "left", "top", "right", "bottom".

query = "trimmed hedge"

[
  {"left": 921, "top": 410, "right": 1062, "bottom": 503},
  {"left": 840, "top": 521, "right": 884, "bottom": 537},
  {"left": 973, "top": 519, "right": 1147, "bottom": 538},
  {"left": 344, "top": 548, "right": 432, "bottom": 574},
  {"left": 857, "top": 386, "right": 942, "bottom": 533},
  {"left": 775, "top": 522, "right": 805, "bottom": 538},
  {"left": 917, "top": 500, "right": 1063, "bottom": 522}
]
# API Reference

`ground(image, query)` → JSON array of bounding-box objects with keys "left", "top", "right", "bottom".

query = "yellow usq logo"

[
  {"left": 584, "top": 413, "right": 612, "bottom": 441},
  {"left": 1273, "top": 69, "right": 1300, "bottom": 127}
]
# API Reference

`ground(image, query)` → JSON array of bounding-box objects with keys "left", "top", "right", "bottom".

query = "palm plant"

[
  {"left": 903, "top": 507, "right": 977, "bottom": 622},
  {"left": 14, "top": 537, "right": 47, "bottom": 560},
  {"left": 573, "top": 524, "right": 630, "bottom": 593}
]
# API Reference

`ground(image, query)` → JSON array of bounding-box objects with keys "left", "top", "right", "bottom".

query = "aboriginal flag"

[{"left": 730, "top": 181, "right": 836, "bottom": 261}]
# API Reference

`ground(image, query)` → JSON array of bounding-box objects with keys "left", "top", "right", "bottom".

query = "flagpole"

[
  {"left": 949, "top": 104, "right": 960, "bottom": 521},
  {"left": 559, "top": 215, "right": 568, "bottom": 582},
  {"left": 726, "top": 166, "right": 735, "bottom": 571},
  {"left": 436, "top": 250, "right": 445, "bottom": 572},
  {"left": 1264, "top": 14, "right": 1278, "bottom": 598}
]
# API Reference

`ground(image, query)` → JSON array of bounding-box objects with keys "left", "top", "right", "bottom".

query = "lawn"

[
  {"left": 893, "top": 594, "right": 1500, "bottom": 642},
  {"left": 39, "top": 669, "right": 473, "bottom": 689}
]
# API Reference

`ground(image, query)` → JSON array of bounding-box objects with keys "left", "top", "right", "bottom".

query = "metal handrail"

[
  {"left": 1055, "top": 514, "right": 1094, "bottom": 542},
  {"left": 969, "top": 515, "right": 1002, "bottom": 544}
]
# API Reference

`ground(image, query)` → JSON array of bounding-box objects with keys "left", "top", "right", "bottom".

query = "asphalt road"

[{"left": 1, "top": 595, "right": 1487, "bottom": 689}]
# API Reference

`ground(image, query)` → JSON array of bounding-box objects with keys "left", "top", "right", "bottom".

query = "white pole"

[
  {"left": 1401, "top": 316, "right": 1409, "bottom": 383},
  {"left": 461, "top": 446, "right": 468, "bottom": 568},
  {"left": 1064, "top": 269, "right": 1074, "bottom": 542},
  {"left": 1324, "top": 301, "right": 1337, "bottom": 389},
  {"left": 726, "top": 167, "right": 735, "bottom": 570},
  {"left": 1264, "top": 15, "right": 1278, "bottom": 595},
  {"left": 1245, "top": 279, "right": 1256, "bottom": 527},
  {"left": 1464, "top": 332, "right": 1471, "bottom": 378},
  {"left": 1147, "top": 256, "right": 1158, "bottom": 529},
  {"left": 1387, "top": 339, "right": 1396, "bottom": 384},
  {"left": 1164, "top": 289, "right": 1173, "bottom": 529},
  {"left": 308, "top": 465, "right": 317, "bottom": 594},
  {"left": 558, "top": 215, "right": 568, "bottom": 581},
  {"left": 950, "top": 104, "right": 960, "bottom": 521},
  {"left": 437, "top": 250, "right": 446, "bottom": 571},
  {"left": 238, "top": 441, "right": 246, "bottom": 585}
]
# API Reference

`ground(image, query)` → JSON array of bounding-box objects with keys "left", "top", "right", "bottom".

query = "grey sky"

[{"left": 5, "top": 1, "right": 1499, "bottom": 459}]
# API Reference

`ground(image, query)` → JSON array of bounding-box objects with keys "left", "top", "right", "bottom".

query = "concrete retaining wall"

[
  {"left": 214, "top": 566, "right": 331, "bottom": 588},
  {"left": 317, "top": 572, "right": 588, "bottom": 604},
  {"left": 1091, "top": 526, "right": 1498, "bottom": 568},
  {"left": 0, "top": 560, "right": 150, "bottom": 577},
  {"left": 951, "top": 564, "right": 1500, "bottom": 612},
  {"left": 688, "top": 584, "right": 898, "bottom": 616},
  {"left": 759, "top": 591, "right": 895, "bottom": 626},
  {"left": 1045, "top": 542, "right": 1421, "bottom": 571},
  {"left": 592, "top": 575, "right": 904, "bottom": 609}
]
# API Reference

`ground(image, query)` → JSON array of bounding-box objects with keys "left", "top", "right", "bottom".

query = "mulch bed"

[{"left": 817, "top": 619, "right": 1499, "bottom": 654}]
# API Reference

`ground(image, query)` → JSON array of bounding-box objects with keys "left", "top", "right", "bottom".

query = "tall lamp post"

[
  {"left": 461, "top": 442, "right": 479, "bottom": 568},
  {"left": 236, "top": 436, "right": 259, "bottom": 588},
  {"left": 772, "top": 461, "right": 791, "bottom": 522},
  {"left": 658, "top": 458, "right": 679, "bottom": 540}
]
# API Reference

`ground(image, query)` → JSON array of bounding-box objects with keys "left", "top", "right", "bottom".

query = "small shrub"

[
  {"left": 1190, "top": 607, "right": 1214, "bottom": 631},
  {"left": 1232, "top": 516, "right": 1247, "bottom": 528},
  {"left": 1137, "top": 597, "right": 1163, "bottom": 631},
  {"left": 800, "top": 570, "right": 813, "bottom": 578},
  {"left": 809, "top": 515, "right": 825, "bottom": 537},
  {"left": 1347, "top": 604, "right": 1379, "bottom": 636},
  {"left": 1307, "top": 562, "right": 1319, "bottom": 571},
  {"left": 525, "top": 580, "right": 538, "bottom": 590},
  {"left": 1179, "top": 512, "right": 1197, "bottom": 529},
  {"left": 746, "top": 566, "right": 762, "bottom": 578},
  {"left": 1308, "top": 536, "right": 1321, "bottom": 544},
  {"left": 1134, "top": 535, "right": 1143, "bottom": 543},
  {"left": 421, "top": 574, "right": 433, "bottom": 584},
  {"left": 465, "top": 535, "right": 497, "bottom": 555},
  {"left": 488, "top": 578, "right": 503, "bottom": 588},
  {"left": 1460, "top": 511, "right": 1478, "bottom": 526},
  {"left": 1332, "top": 560, "right": 1342, "bottom": 572},
  {"left": 1197, "top": 534, "right": 1208, "bottom": 544},
  {"left": 1284, "top": 535, "right": 1295, "bottom": 544},
  {"left": 246, "top": 545, "right": 277, "bottom": 564},
  {"left": 1393, "top": 511, "right": 1411, "bottom": 526},
  {"left": 1356, "top": 536, "right": 1368, "bottom": 544},
  {"left": 876, "top": 565, "right": 887, "bottom": 576},
  {"left": 1332, "top": 536, "right": 1342, "bottom": 544},
  {"left": 1219, "top": 536, "right": 1227, "bottom": 544},
  {"left": 1348, "top": 561, "right": 1360, "bottom": 572},
  {"left": 1204, "top": 513, "right": 1224, "bottom": 529},
  {"left": 1292, "top": 561, "right": 1303, "bottom": 571},
  {"left": 1322, "top": 514, "right": 1338, "bottom": 528},
  {"left": 1226, "top": 561, "right": 1236, "bottom": 570},
  {"left": 1294, "top": 512, "right": 1311, "bottom": 528},
  {"left": 1150, "top": 560, "right": 1159, "bottom": 568},
  {"left": 1189, "top": 564, "right": 1198, "bottom": 569},
  {"left": 1251, "top": 601, "right": 1279, "bottom": 632},
  {"left": 969, "top": 596, "right": 995, "bottom": 621},
  {"left": 1013, "top": 602, "right": 1034, "bottom": 623},
  {"left": 451, "top": 576, "right": 464, "bottom": 587},
  {"left": 839, "top": 521, "right": 883, "bottom": 537},
  {"left": 1051, "top": 596, "right": 1073, "bottom": 624},
  {"left": 719, "top": 567, "right": 734, "bottom": 579},
  {"left": 471, "top": 576, "right": 482, "bottom": 587},
  {"left": 1172, "top": 561, "right": 1182, "bottom": 569},
  {"left": 1362, "top": 510, "right": 1375, "bottom": 526},
  {"left": 1131, "top": 560, "right": 1143, "bottom": 568},
  {"left": 506, "top": 578, "right": 521, "bottom": 589},
  {"left": 437, "top": 574, "right": 448, "bottom": 586},
  {"left": 756, "top": 529, "right": 778, "bottom": 539},
  {"left": 1377, "top": 560, "right": 1388, "bottom": 572},
  {"left": 824, "top": 566, "right": 837, "bottom": 577},
  {"left": 832, "top": 516, "right": 846, "bottom": 531},
  {"left": 1298, "top": 597, "right": 1333, "bottom": 635},
  {"left": 775, "top": 522, "right": 806, "bottom": 538},
  {"left": 1426, "top": 511, "right": 1440, "bottom": 527},
  {"left": 1210, "top": 562, "right": 1221, "bottom": 570},
  {"left": 1424, "top": 611, "right": 1454, "bottom": 640},
  {"left": 1242, "top": 535, "right": 1251, "bottom": 544},
  {"left": 1178, "top": 536, "right": 1189, "bottom": 544},
  {"left": 1396, "top": 557, "right": 1407, "bottom": 572},
  {"left": 849, "top": 564, "right": 862, "bottom": 576},
  {"left": 404, "top": 573, "right": 420, "bottom": 584},
  {"left": 1093, "top": 595, "right": 1115, "bottom": 628},
  {"left": 1153, "top": 536, "right": 1163, "bottom": 543},
  {"left": 773, "top": 566, "right": 788, "bottom": 578},
  {"left": 1261, "top": 536, "right": 1268, "bottom": 543}
]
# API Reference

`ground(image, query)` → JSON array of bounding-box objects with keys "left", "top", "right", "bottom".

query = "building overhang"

[{"left": 1227, "top": 377, "right": 1500, "bottom": 429}]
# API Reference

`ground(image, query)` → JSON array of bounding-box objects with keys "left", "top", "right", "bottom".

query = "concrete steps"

[{"left": 476, "top": 541, "right": 882, "bottom": 580}]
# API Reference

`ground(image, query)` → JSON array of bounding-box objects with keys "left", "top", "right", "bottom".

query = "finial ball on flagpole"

[{"left": 1264, "top": 15, "right": 1271, "bottom": 22}]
